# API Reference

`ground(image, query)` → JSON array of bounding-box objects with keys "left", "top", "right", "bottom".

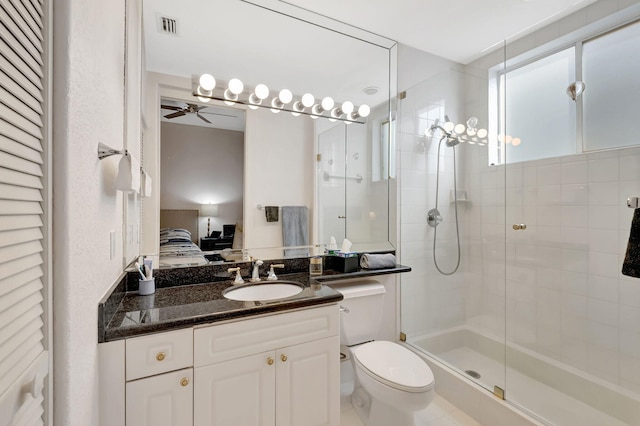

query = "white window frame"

[{"left": 488, "top": 8, "right": 640, "bottom": 165}]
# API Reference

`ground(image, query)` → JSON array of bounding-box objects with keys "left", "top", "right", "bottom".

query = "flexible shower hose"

[{"left": 432, "top": 135, "right": 461, "bottom": 275}]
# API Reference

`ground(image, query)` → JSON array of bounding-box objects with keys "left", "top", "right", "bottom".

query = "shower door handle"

[{"left": 512, "top": 224, "right": 527, "bottom": 230}]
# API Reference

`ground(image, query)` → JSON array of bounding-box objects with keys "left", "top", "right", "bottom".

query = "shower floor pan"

[{"left": 411, "top": 327, "right": 639, "bottom": 426}]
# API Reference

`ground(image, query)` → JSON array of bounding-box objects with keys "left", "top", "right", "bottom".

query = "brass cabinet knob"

[
  {"left": 512, "top": 224, "right": 527, "bottom": 230},
  {"left": 280, "top": 354, "right": 288, "bottom": 362},
  {"left": 156, "top": 352, "right": 166, "bottom": 361},
  {"left": 180, "top": 377, "right": 189, "bottom": 387},
  {"left": 267, "top": 357, "right": 274, "bottom": 365}
]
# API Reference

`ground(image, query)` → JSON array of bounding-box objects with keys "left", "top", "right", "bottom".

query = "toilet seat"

[{"left": 352, "top": 341, "right": 434, "bottom": 393}]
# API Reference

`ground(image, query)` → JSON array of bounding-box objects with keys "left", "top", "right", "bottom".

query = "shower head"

[{"left": 445, "top": 136, "right": 460, "bottom": 147}]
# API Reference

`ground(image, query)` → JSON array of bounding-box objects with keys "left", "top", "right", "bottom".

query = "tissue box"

[{"left": 327, "top": 254, "right": 359, "bottom": 273}]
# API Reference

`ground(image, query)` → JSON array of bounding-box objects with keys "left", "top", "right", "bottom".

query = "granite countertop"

[{"left": 100, "top": 263, "right": 411, "bottom": 343}]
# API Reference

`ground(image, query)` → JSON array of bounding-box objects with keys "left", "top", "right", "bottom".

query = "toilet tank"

[{"left": 331, "top": 280, "right": 385, "bottom": 346}]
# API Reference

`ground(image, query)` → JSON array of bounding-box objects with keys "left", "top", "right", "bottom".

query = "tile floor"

[
  {"left": 340, "top": 391, "right": 483, "bottom": 426},
  {"left": 340, "top": 362, "right": 482, "bottom": 426}
]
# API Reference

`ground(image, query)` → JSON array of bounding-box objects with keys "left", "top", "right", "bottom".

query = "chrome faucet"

[
  {"left": 227, "top": 267, "right": 244, "bottom": 285},
  {"left": 251, "top": 259, "right": 263, "bottom": 282},
  {"left": 267, "top": 263, "right": 285, "bottom": 280}
]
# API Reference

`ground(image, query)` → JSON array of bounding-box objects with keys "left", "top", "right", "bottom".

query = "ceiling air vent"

[{"left": 158, "top": 15, "right": 178, "bottom": 36}]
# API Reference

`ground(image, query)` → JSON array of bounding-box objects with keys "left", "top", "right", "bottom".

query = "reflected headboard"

[{"left": 160, "top": 209, "right": 199, "bottom": 243}]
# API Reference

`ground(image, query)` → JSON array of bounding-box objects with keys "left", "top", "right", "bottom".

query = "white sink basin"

[{"left": 223, "top": 281, "right": 304, "bottom": 301}]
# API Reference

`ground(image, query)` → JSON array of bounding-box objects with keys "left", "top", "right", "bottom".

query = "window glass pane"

[
  {"left": 583, "top": 20, "right": 640, "bottom": 151},
  {"left": 504, "top": 47, "right": 576, "bottom": 163}
]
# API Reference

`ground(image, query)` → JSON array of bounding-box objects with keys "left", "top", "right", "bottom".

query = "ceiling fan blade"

[
  {"left": 200, "top": 111, "right": 238, "bottom": 118},
  {"left": 161, "top": 105, "right": 183, "bottom": 111},
  {"left": 164, "top": 111, "right": 186, "bottom": 119},
  {"left": 197, "top": 113, "right": 212, "bottom": 124}
]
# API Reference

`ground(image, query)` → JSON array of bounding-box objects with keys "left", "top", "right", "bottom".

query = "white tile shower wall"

[
  {"left": 399, "top": 69, "right": 477, "bottom": 339},
  {"left": 467, "top": 146, "right": 640, "bottom": 393}
]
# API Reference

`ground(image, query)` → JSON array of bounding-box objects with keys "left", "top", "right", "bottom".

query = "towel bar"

[
  {"left": 98, "top": 142, "right": 129, "bottom": 160},
  {"left": 257, "top": 204, "right": 282, "bottom": 210}
]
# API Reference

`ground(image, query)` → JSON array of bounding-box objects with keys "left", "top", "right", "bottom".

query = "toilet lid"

[{"left": 353, "top": 341, "right": 434, "bottom": 393}]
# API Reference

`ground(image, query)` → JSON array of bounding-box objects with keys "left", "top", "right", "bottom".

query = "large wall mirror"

[{"left": 139, "top": 0, "right": 397, "bottom": 266}]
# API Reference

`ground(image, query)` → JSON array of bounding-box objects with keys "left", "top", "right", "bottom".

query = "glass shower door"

[
  {"left": 397, "top": 63, "right": 508, "bottom": 397},
  {"left": 318, "top": 124, "right": 347, "bottom": 245}
]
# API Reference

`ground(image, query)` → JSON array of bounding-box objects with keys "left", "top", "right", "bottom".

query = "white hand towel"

[
  {"left": 141, "top": 170, "right": 152, "bottom": 198},
  {"left": 360, "top": 253, "right": 396, "bottom": 269},
  {"left": 115, "top": 154, "right": 141, "bottom": 193}
]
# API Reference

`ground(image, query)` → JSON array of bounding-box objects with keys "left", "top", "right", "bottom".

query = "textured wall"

[{"left": 52, "top": 0, "right": 129, "bottom": 424}]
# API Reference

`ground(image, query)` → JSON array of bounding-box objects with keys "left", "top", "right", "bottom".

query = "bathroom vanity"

[
  {"left": 98, "top": 263, "right": 410, "bottom": 426},
  {"left": 121, "top": 305, "right": 339, "bottom": 426}
]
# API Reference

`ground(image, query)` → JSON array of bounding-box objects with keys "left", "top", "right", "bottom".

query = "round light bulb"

[
  {"left": 341, "top": 101, "right": 354, "bottom": 115},
  {"left": 321, "top": 97, "right": 334, "bottom": 110},
  {"left": 228, "top": 78, "right": 244, "bottom": 95},
  {"left": 358, "top": 104, "right": 370, "bottom": 117},
  {"left": 512, "top": 137, "right": 521, "bottom": 146},
  {"left": 224, "top": 89, "right": 238, "bottom": 105},
  {"left": 271, "top": 97, "right": 283, "bottom": 113},
  {"left": 254, "top": 84, "right": 269, "bottom": 100},
  {"left": 454, "top": 123, "right": 466, "bottom": 134},
  {"left": 197, "top": 86, "right": 212, "bottom": 103},
  {"left": 199, "top": 74, "right": 216, "bottom": 91},
  {"left": 248, "top": 93, "right": 262, "bottom": 110},
  {"left": 278, "top": 89, "right": 293, "bottom": 104},
  {"left": 301, "top": 93, "right": 315, "bottom": 108},
  {"left": 466, "top": 116, "right": 478, "bottom": 129},
  {"left": 477, "top": 128, "right": 488, "bottom": 138},
  {"left": 443, "top": 121, "right": 454, "bottom": 132}
]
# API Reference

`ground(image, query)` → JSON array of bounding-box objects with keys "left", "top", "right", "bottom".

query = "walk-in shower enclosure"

[{"left": 399, "top": 3, "right": 640, "bottom": 425}]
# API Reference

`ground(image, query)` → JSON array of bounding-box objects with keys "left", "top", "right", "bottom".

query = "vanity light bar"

[{"left": 193, "top": 74, "right": 370, "bottom": 124}]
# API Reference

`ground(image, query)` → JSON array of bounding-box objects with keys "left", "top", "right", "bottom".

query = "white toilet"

[{"left": 332, "top": 281, "right": 435, "bottom": 426}]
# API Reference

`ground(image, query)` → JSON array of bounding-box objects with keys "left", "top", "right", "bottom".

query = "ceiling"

[{"left": 280, "top": 0, "right": 601, "bottom": 64}]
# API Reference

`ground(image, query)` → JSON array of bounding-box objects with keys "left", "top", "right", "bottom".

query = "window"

[
  {"left": 583, "top": 20, "right": 640, "bottom": 151},
  {"left": 490, "top": 18, "right": 640, "bottom": 165}
]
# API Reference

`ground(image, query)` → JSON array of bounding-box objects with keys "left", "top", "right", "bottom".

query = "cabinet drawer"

[
  {"left": 126, "top": 328, "right": 193, "bottom": 381},
  {"left": 194, "top": 304, "right": 339, "bottom": 367}
]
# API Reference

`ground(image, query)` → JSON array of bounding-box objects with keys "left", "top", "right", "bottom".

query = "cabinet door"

[
  {"left": 276, "top": 336, "right": 340, "bottom": 426},
  {"left": 194, "top": 351, "right": 276, "bottom": 426},
  {"left": 125, "top": 368, "right": 193, "bottom": 426}
]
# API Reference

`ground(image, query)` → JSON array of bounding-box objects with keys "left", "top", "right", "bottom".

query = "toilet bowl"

[{"left": 331, "top": 280, "right": 435, "bottom": 426}]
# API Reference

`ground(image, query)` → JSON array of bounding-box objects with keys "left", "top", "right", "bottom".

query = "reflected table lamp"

[{"left": 200, "top": 203, "right": 219, "bottom": 237}]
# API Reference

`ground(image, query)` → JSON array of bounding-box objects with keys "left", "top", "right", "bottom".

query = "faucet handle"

[
  {"left": 267, "top": 264, "right": 285, "bottom": 280},
  {"left": 227, "top": 267, "right": 244, "bottom": 285}
]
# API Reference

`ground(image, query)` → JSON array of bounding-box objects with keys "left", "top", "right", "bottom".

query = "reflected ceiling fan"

[{"left": 161, "top": 102, "right": 212, "bottom": 123}]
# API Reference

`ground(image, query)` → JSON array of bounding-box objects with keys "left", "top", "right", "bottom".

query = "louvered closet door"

[{"left": 0, "top": 0, "right": 49, "bottom": 425}]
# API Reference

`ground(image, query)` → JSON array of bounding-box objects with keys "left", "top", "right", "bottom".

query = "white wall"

[
  {"left": 160, "top": 122, "right": 244, "bottom": 239},
  {"left": 52, "top": 0, "right": 132, "bottom": 424},
  {"left": 244, "top": 108, "right": 315, "bottom": 251}
]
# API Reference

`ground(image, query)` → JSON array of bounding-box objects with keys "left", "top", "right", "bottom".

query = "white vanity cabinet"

[
  {"left": 193, "top": 305, "right": 340, "bottom": 426},
  {"left": 99, "top": 304, "right": 339, "bottom": 426}
]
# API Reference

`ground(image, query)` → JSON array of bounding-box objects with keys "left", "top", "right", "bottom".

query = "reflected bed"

[{"left": 159, "top": 209, "right": 207, "bottom": 266}]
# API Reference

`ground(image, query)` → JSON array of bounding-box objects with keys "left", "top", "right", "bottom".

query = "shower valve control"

[
  {"left": 427, "top": 208, "right": 442, "bottom": 228},
  {"left": 512, "top": 224, "right": 527, "bottom": 230}
]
